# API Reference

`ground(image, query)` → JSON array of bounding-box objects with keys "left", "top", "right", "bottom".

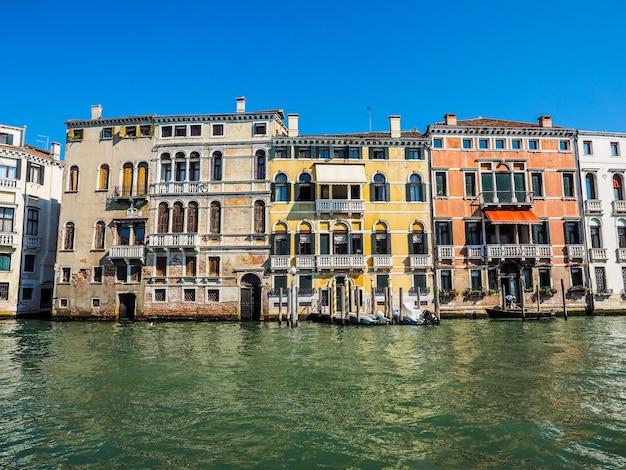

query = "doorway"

[
  {"left": 240, "top": 274, "right": 261, "bottom": 321},
  {"left": 118, "top": 293, "right": 136, "bottom": 321}
]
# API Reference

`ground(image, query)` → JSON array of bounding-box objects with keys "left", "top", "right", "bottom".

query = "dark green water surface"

[{"left": 1, "top": 318, "right": 625, "bottom": 469}]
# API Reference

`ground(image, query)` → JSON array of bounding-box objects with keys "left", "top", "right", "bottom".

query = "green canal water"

[{"left": 1, "top": 318, "right": 625, "bottom": 469}]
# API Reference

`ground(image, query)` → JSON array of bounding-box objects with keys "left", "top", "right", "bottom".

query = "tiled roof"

[
  {"left": 435, "top": 117, "right": 560, "bottom": 128},
  {"left": 0, "top": 143, "right": 51, "bottom": 158}
]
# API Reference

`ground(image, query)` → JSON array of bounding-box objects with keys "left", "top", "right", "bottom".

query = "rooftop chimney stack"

[
  {"left": 288, "top": 114, "right": 299, "bottom": 137},
  {"left": 50, "top": 142, "right": 61, "bottom": 160},
  {"left": 91, "top": 105, "right": 102, "bottom": 120},
  {"left": 389, "top": 115, "right": 401, "bottom": 138},
  {"left": 444, "top": 113, "right": 457, "bottom": 126},
  {"left": 236, "top": 96, "right": 246, "bottom": 113},
  {"left": 538, "top": 115, "right": 552, "bottom": 128}
]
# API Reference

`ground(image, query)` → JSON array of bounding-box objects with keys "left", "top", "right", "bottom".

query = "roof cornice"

[{"left": 426, "top": 125, "right": 576, "bottom": 138}]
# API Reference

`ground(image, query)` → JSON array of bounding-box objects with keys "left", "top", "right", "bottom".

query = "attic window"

[
  {"left": 101, "top": 128, "right": 113, "bottom": 139},
  {"left": 125, "top": 126, "right": 137, "bottom": 137},
  {"left": 161, "top": 126, "right": 173, "bottom": 138},
  {"left": 253, "top": 123, "right": 266, "bottom": 136},
  {"left": 175, "top": 125, "right": 186, "bottom": 137}
]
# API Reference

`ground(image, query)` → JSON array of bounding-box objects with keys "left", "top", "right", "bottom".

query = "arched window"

[
  {"left": 187, "top": 202, "right": 198, "bottom": 233},
  {"left": 98, "top": 165, "right": 109, "bottom": 191},
  {"left": 137, "top": 162, "right": 148, "bottom": 195},
  {"left": 255, "top": 150, "right": 266, "bottom": 180},
  {"left": 64, "top": 222, "right": 75, "bottom": 250},
  {"left": 172, "top": 202, "right": 184, "bottom": 232},
  {"left": 410, "top": 222, "right": 427, "bottom": 254},
  {"left": 157, "top": 203, "right": 169, "bottom": 233},
  {"left": 254, "top": 200, "right": 265, "bottom": 233},
  {"left": 274, "top": 173, "right": 289, "bottom": 202},
  {"left": 298, "top": 223, "right": 313, "bottom": 255},
  {"left": 273, "top": 223, "right": 289, "bottom": 255},
  {"left": 586, "top": 173, "right": 596, "bottom": 199},
  {"left": 374, "top": 222, "right": 390, "bottom": 254},
  {"left": 333, "top": 225, "right": 348, "bottom": 254},
  {"left": 94, "top": 221, "right": 106, "bottom": 249},
  {"left": 189, "top": 152, "right": 200, "bottom": 182},
  {"left": 407, "top": 174, "right": 423, "bottom": 202},
  {"left": 69, "top": 166, "right": 79, "bottom": 191},
  {"left": 589, "top": 219, "right": 602, "bottom": 248},
  {"left": 212, "top": 151, "right": 223, "bottom": 181},
  {"left": 613, "top": 174, "right": 624, "bottom": 201},
  {"left": 175, "top": 152, "right": 186, "bottom": 182},
  {"left": 210, "top": 202, "right": 221, "bottom": 234},
  {"left": 372, "top": 173, "right": 387, "bottom": 202},
  {"left": 160, "top": 153, "right": 172, "bottom": 182},
  {"left": 296, "top": 173, "right": 313, "bottom": 201},
  {"left": 122, "top": 163, "right": 134, "bottom": 196}
]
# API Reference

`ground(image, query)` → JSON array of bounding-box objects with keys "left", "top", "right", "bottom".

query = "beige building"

[{"left": 0, "top": 124, "right": 63, "bottom": 317}]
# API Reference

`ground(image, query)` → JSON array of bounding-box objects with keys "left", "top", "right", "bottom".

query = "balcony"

[
  {"left": 0, "top": 178, "right": 17, "bottom": 189},
  {"left": 617, "top": 248, "right": 626, "bottom": 262},
  {"left": 566, "top": 244, "right": 585, "bottom": 259},
  {"left": 612, "top": 200, "right": 626, "bottom": 214},
  {"left": 478, "top": 191, "right": 534, "bottom": 208},
  {"left": 486, "top": 244, "right": 552, "bottom": 259},
  {"left": 315, "top": 199, "right": 364, "bottom": 216},
  {"left": 410, "top": 254, "right": 431, "bottom": 268},
  {"left": 589, "top": 247, "right": 608, "bottom": 261},
  {"left": 372, "top": 255, "right": 393, "bottom": 268},
  {"left": 24, "top": 236, "right": 40, "bottom": 249},
  {"left": 437, "top": 246, "right": 454, "bottom": 259},
  {"left": 317, "top": 255, "right": 366, "bottom": 270},
  {"left": 465, "top": 245, "right": 484, "bottom": 259},
  {"left": 109, "top": 245, "right": 146, "bottom": 263},
  {"left": 584, "top": 199, "right": 602, "bottom": 213},
  {"left": 0, "top": 233, "right": 16, "bottom": 247},
  {"left": 109, "top": 186, "right": 148, "bottom": 203},
  {"left": 150, "top": 181, "right": 206, "bottom": 195},
  {"left": 148, "top": 233, "right": 198, "bottom": 248},
  {"left": 270, "top": 255, "right": 291, "bottom": 270},
  {"left": 295, "top": 255, "right": 316, "bottom": 269}
]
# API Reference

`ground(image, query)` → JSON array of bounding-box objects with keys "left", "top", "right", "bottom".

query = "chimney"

[
  {"left": 50, "top": 142, "right": 61, "bottom": 160},
  {"left": 91, "top": 105, "right": 102, "bottom": 120},
  {"left": 288, "top": 114, "right": 299, "bottom": 137},
  {"left": 236, "top": 96, "right": 246, "bottom": 113},
  {"left": 389, "top": 115, "right": 401, "bottom": 138},
  {"left": 444, "top": 113, "right": 457, "bottom": 126},
  {"left": 538, "top": 115, "right": 552, "bottom": 128}
]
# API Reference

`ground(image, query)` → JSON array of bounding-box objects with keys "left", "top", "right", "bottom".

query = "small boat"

[
  {"left": 347, "top": 311, "right": 389, "bottom": 325},
  {"left": 392, "top": 303, "right": 439, "bottom": 325},
  {"left": 486, "top": 306, "right": 557, "bottom": 320}
]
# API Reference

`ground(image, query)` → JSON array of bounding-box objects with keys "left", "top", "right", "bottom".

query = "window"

[
  {"left": 413, "top": 274, "right": 427, "bottom": 291},
  {"left": 100, "top": 127, "right": 113, "bottom": 139},
  {"left": 298, "top": 148, "right": 311, "bottom": 159},
  {"left": 161, "top": 126, "right": 173, "bottom": 138},
  {"left": 0, "top": 283, "right": 8, "bottom": 300},
  {"left": 495, "top": 139, "right": 505, "bottom": 149},
  {"left": 212, "top": 124, "right": 224, "bottom": 136},
  {"left": 298, "top": 229, "right": 313, "bottom": 254},
  {"left": 23, "top": 254, "right": 35, "bottom": 272},
  {"left": 93, "top": 221, "right": 105, "bottom": 249},
  {"left": 157, "top": 203, "right": 169, "bottom": 233},
  {"left": 175, "top": 125, "right": 186, "bottom": 137},
  {"left": 585, "top": 173, "right": 597, "bottom": 199},
  {"left": 172, "top": 202, "right": 184, "bottom": 233},
  {"left": 26, "top": 209, "right": 38, "bottom": 235},
  {"left": 299, "top": 275, "right": 313, "bottom": 293},
  {"left": 589, "top": 220, "right": 602, "bottom": 248},
  {"left": 0, "top": 253, "right": 10, "bottom": 271},
  {"left": 98, "top": 164, "right": 109, "bottom": 190},
  {"left": 376, "top": 274, "right": 389, "bottom": 289},
  {"left": 68, "top": 166, "right": 79, "bottom": 191},
  {"left": 611, "top": 142, "right": 620, "bottom": 156},
  {"left": 296, "top": 173, "right": 313, "bottom": 201},
  {"left": 407, "top": 174, "right": 423, "bottom": 202},
  {"left": 59, "top": 298, "right": 68, "bottom": 307},
  {"left": 27, "top": 163, "right": 44, "bottom": 185},
  {"left": 435, "top": 221, "right": 452, "bottom": 245},
  {"left": 187, "top": 202, "right": 198, "bottom": 233},
  {"left": 571, "top": 267, "right": 583, "bottom": 288},
  {"left": 93, "top": 266, "right": 103, "bottom": 283},
  {"left": 139, "top": 125, "right": 151, "bottom": 137},
  {"left": 583, "top": 141, "right": 592, "bottom": 155},
  {"left": 184, "top": 288, "right": 196, "bottom": 302},
  {"left": 318, "top": 148, "right": 330, "bottom": 159},
  {"left": 175, "top": 154, "right": 186, "bottom": 182},
  {"left": 154, "top": 289, "right": 166, "bottom": 302},
  {"left": 189, "top": 153, "right": 200, "bottom": 182},
  {"left": 462, "top": 139, "right": 472, "bottom": 149},
  {"left": 208, "top": 257, "right": 220, "bottom": 277},
  {"left": 125, "top": 125, "right": 137, "bottom": 137},
  {"left": 531, "top": 172, "right": 543, "bottom": 197},
  {"left": 614, "top": 175, "right": 624, "bottom": 201},
  {"left": 562, "top": 173, "right": 575, "bottom": 198},
  {"left": 564, "top": 220, "right": 582, "bottom": 245},
  {"left": 255, "top": 150, "right": 266, "bottom": 180},
  {"left": 155, "top": 256, "right": 167, "bottom": 277},
  {"left": 190, "top": 125, "right": 201, "bottom": 137},
  {"left": 410, "top": 224, "right": 427, "bottom": 254},
  {"left": 121, "top": 162, "right": 134, "bottom": 196},
  {"left": 479, "top": 139, "right": 489, "bottom": 149},
  {"left": 464, "top": 172, "right": 476, "bottom": 197},
  {"left": 207, "top": 289, "right": 219, "bottom": 302},
  {"left": 0, "top": 207, "right": 14, "bottom": 234},
  {"left": 435, "top": 171, "right": 447, "bottom": 197},
  {"left": 533, "top": 221, "right": 550, "bottom": 244},
  {"left": 372, "top": 174, "right": 387, "bottom": 202},
  {"left": 595, "top": 267, "right": 607, "bottom": 293},
  {"left": 212, "top": 151, "right": 223, "bottom": 181},
  {"left": 470, "top": 270, "right": 482, "bottom": 290},
  {"left": 370, "top": 149, "right": 386, "bottom": 160},
  {"left": 160, "top": 154, "right": 172, "bottom": 182},
  {"left": 70, "top": 129, "right": 83, "bottom": 140},
  {"left": 349, "top": 148, "right": 360, "bottom": 159},
  {"left": 512, "top": 139, "right": 521, "bottom": 149},
  {"left": 0, "top": 133, "right": 12, "bottom": 145},
  {"left": 210, "top": 202, "right": 221, "bottom": 234},
  {"left": 254, "top": 201, "right": 265, "bottom": 233},
  {"left": 539, "top": 268, "right": 551, "bottom": 288},
  {"left": 440, "top": 270, "right": 452, "bottom": 290},
  {"left": 253, "top": 123, "right": 266, "bottom": 135},
  {"left": 274, "top": 173, "right": 289, "bottom": 202},
  {"left": 273, "top": 231, "right": 289, "bottom": 255},
  {"left": 465, "top": 221, "right": 482, "bottom": 245},
  {"left": 275, "top": 147, "right": 287, "bottom": 159},
  {"left": 406, "top": 148, "right": 422, "bottom": 160},
  {"left": 433, "top": 138, "right": 443, "bottom": 149},
  {"left": 91, "top": 298, "right": 100, "bottom": 308},
  {"left": 0, "top": 165, "right": 16, "bottom": 179},
  {"left": 528, "top": 140, "right": 539, "bottom": 150},
  {"left": 559, "top": 140, "right": 570, "bottom": 151},
  {"left": 374, "top": 226, "right": 390, "bottom": 255},
  {"left": 63, "top": 222, "right": 75, "bottom": 250},
  {"left": 61, "top": 267, "right": 71, "bottom": 283},
  {"left": 116, "top": 265, "right": 127, "bottom": 282},
  {"left": 19, "top": 288, "right": 33, "bottom": 301}
]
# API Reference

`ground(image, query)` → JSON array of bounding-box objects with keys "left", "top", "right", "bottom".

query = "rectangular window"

[
  {"left": 275, "top": 148, "right": 287, "bottom": 159},
  {"left": 207, "top": 289, "right": 219, "bottom": 302},
  {"left": 101, "top": 127, "right": 113, "bottom": 139},
  {"left": 22, "top": 288, "right": 33, "bottom": 301},
  {"left": 139, "top": 125, "right": 151, "bottom": 137},
  {"left": 209, "top": 257, "right": 220, "bottom": 277},
  {"left": 92, "top": 298, "right": 100, "bottom": 308},
  {"left": 93, "top": 266, "right": 103, "bottom": 283},
  {"left": 562, "top": 173, "right": 575, "bottom": 198},
  {"left": 186, "top": 256, "right": 196, "bottom": 277},
  {"left": 413, "top": 274, "right": 427, "bottom": 290},
  {"left": 26, "top": 209, "right": 38, "bottom": 235},
  {"left": 161, "top": 126, "right": 173, "bottom": 138},
  {"left": 539, "top": 268, "right": 551, "bottom": 288},
  {"left": 531, "top": 172, "right": 544, "bottom": 197},
  {"left": 71, "top": 129, "right": 83, "bottom": 140},
  {"left": 479, "top": 139, "right": 489, "bottom": 149},
  {"left": 462, "top": 139, "right": 472, "bottom": 149},
  {"left": 116, "top": 265, "right": 127, "bottom": 282},
  {"left": 433, "top": 138, "right": 443, "bottom": 149},
  {"left": 595, "top": 267, "right": 607, "bottom": 293},
  {"left": 154, "top": 289, "right": 166, "bottom": 302},
  {"left": 175, "top": 125, "right": 187, "bottom": 137},
  {"left": 299, "top": 275, "right": 313, "bottom": 293},
  {"left": 318, "top": 148, "right": 330, "bottom": 159},
  {"left": 376, "top": 274, "right": 389, "bottom": 289},
  {"left": 611, "top": 142, "right": 620, "bottom": 156},
  {"left": 571, "top": 267, "right": 583, "bottom": 287},
  {"left": 334, "top": 147, "right": 346, "bottom": 159},
  {"left": 190, "top": 125, "right": 201, "bottom": 136},
  {"left": 27, "top": 164, "right": 43, "bottom": 184},
  {"left": 371, "top": 149, "right": 385, "bottom": 160},
  {"left": 559, "top": 140, "right": 570, "bottom": 151},
  {"left": 58, "top": 298, "right": 68, "bottom": 307},
  {"left": 212, "top": 124, "right": 224, "bottom": 136},
  {"left": 464, "top": 172, "right": 476, "bottom": 197},
  {"left": 0, "top": 165, "right": 17, "bottom": 179},
  {"left": 470, "top": 270, "right": 482, "bottom": 290},
  {"left": 440, "top": 270, "right": 452, "bottom": 290},
  {"left": 61, "top": 267, "right": 71, "bottom": 283},
  {"left": 512, "top": 139, "right": 521, "bottom": 149},
  {"left": 274, "top": 275, "right": 288, "bottom": 291},
  {"left": 523, "top": 268, "right": 533, "bottom": 290},
  {"left": 348, "top": 148, "right": 360, "bottom": 159},
  {"left": 155, "top": 256, "right": 167, "bottom": 277},
  {"left": 435, "top": 171, "right": 447, "bottom": 197},
  {"left": 465, "top": 221, "right": 482, "bottom": 245},
  {"left": 253, "top": 123, "right": 266, "bottom": 135},
  {"left": 184, "top": 288, "right": 196, "bottom": 302},
  {"left": 435, "top": 221, "right": 452, "bottom": 245},
  {"left": 0, "top": 283, "right": 9, "bottom": 300},
  {"left": 407, "top": 148, "right": 422, "bottom": 160},
  {"left": 0, "top": 253, "right": 10, "bottom": 271},
  {"left": 23, "top": 254, "right": 35, "bottom": 272},
  {"left": 583, "top": 141, "right": 592, "bottom": 155},
  {"left": 528, "top": 140, "right": 539, "bottom": 150},
  {"left": 298, "top": 148, "right": 311, "bottom": 159},
  {"left": 495, "top": 139, "right": 505, "bottom": 149},
  {"left": 124, "top": 125, "right": 136, "bottom": 137}
]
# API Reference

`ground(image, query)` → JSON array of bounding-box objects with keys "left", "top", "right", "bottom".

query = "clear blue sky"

[{"left": 3, "top": 0, "right": 626, "bottom": 154}]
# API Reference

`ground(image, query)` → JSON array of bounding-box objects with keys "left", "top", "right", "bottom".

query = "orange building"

[{"left": 427, "top": 114, "right": 587, "bottom": 315}]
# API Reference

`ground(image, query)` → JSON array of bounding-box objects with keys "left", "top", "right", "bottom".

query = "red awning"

[{"left": 484, "top": 210, "right": 541, "bottom": 224}]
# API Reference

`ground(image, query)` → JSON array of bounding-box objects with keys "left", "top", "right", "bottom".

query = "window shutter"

[
  {"left": 119, "top": 126, "right": 126, "bottom": 138},
  {"left": 387, "top": 232, "right": 392, "bottom": 254},
  {"left": 384, "top": 148, "right": 389, "bottom": 160},
  {"left": 578, "top": 220, "right": 584, "bottom": 244},
  {"left": 39, "top": 166, "right": 45, "bottom": 185},
  {"left": 67, "top": 129, "right": 74, "bottom": 140},
  {"left": 7, "top": 134, "right": 13, "bottom": 145},
  {"left": 286, "top": 234, "right": 291, "bottom": 255},
  {"left": 295, "top": 233, "right": 300, "bottom": 254},
  {"left": 270, "top": 234, "right": 275, "bottom": 255},
  {"left": 385, "top": 182, "right": 390, "bottom": 202},
  {"left": 371, "top": 233, "right": 377, "bottom": 255},
  {"left": 294, "top": 182, "right": 300, "bottom": 201},
  {"left": 370, "top": 183, "right": 375, "bottom": 202},
  {"left": 270, "top": 183, "right": 276, "bottom": 202},
  {"left": 26, "top": 162, "right": 31, "bottom": 182},
  {"left": 15, "top": 159, "right": 21, "bottom": 179},
  {"left": 545, "top": 222, "right": 551, "bottom": 244},
  {"left": 406, "top": 183, "right": 411, "bottom": 202},
  {"left": 149, "top": 124, "right": 155, "bottom": 136},
  {"left": 408, "top": 234, "right": 414, "bottom": 254},
  {"left": 286, "top": 182, "right": 292, "bottom": 202}
]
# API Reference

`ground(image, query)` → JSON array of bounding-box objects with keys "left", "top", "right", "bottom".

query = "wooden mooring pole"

[
  {"left": 561, "top": 278, "right": 568, "bottom": 320},
  {"left": 278, "top": 287, "right": 283, "bottom": 325},
  {"left": 399, "top": 287, "right": 404, "bottom": 324}
]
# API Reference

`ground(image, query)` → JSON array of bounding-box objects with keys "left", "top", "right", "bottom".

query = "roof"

[{"left": 433, "top": 117, "right": 562, "bottom": 129}]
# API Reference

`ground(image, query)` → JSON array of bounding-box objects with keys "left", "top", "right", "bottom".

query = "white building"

[
  {"left": 0, "top": 125, "right": 63, "bottom": 316},
  {"left": 578, "top": 130, "right": 626, "bottom": 311}
]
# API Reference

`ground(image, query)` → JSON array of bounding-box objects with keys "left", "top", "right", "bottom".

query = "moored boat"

[{"left": 486, "top": 306, "right": 557, "bottom": 320}]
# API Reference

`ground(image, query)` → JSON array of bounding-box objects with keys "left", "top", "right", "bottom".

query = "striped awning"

[{"left": 484, "top": 210, "right": 541, "bottom": 224}]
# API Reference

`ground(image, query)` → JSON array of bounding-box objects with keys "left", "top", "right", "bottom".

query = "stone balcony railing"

[
  {"left": 270, "top": 255, "right": 291, "bottom": 270},
  {"left": 588, "top": 247, "right": 608, "bottom": 261},
  {"left": 478, "top": 191, "right": 534, "bottom": 207},
  {"left": 109, "top": 245, "right": 146, "bottom": 262},
  {"left": 465, "top": 245, "right": 484, "bottom": 258},
  {"left": 612, "top": 200, "right": 626, "bottom": 214},
  {"left": 617, "top": 248, "right": 626, "bottom": 262},
  {"left": 148, "top": 233, "right": 198, "bottom": 248},
  {"left": 410, "top": 254, "right": 431, "bottom": 268},
  {"left": 295, "top": 255, "right": 316, "bottom": 269},
  {"left": 315, "top": 200, "right": 364, "bottom": 215},
  {"left": 372, "top": 255, "right": 393, "bottom": 268},
  {"left": 0, "top": 233, "right": 16, "bottom": 246},
  {"left": 567, "top": 244, "right": 585, "bottom": 258},
  {"left": 317, "top": 254, "right": 366, "bottom": 269},
  {"left": 150, "top": 181, "right": 206, "bottom": 195},
  {"left": 0, "top": 178, "right": 17, "bottom": 189},
  {"left": 487, "top": 244, "right": 552, "bottom": 259},
  {"left": 24, "top": 236, "right": 40, "bottom": 249},
  {"left": 437, "top": 246, "right": 454, "bottom": 259},
  {"left": 584, "top": 199, "right": 603, "bottom": 213}
]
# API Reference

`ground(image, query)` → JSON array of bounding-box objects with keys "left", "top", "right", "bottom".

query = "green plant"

[
  {"left": 488, "top": 288, "right": 498, "bottom": 295},
  {"left": 568, "top": 285, "right": 590, "bottom": 294},
  {"left": 439, "top": 289, "right": 459, "bottom": 303},
  {"left": 463, "top": 288, "right": 486, "bottom": 297},
  {"left": 539, "top": 286, "right": 557, "bottom": 296}
]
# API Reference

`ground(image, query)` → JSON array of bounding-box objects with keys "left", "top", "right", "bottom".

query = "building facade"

[
  {"left": 577, "top": 130, "right": 626, "bottom": 311},
  {"left": 268, "top": 115, "right": 431, "bottom": 317},
  {"left": 0, "top": 124, "right": 63, "bottom": 317},
  {"left": 54, "top": 98, "right": 286, "bottom": 320},
  {"left": 428, "top": 114, "right": 587, "bottom": 315}
]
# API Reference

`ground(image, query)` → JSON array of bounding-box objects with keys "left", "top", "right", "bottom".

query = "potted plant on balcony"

[
  {"left": 439, "top": 289, "right": 459, "bottom": 303},
  {"left": 462, "top": 288, "right": 486, "bottom": 299},
  {"left": 567, "top": 285, "right": 590, "bottom": 298},
  {"left": 539, "top": 286, "right": 557, "bottom": 297}
]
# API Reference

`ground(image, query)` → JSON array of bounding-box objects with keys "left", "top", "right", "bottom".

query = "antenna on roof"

[
  {"left": 36, "top": 135, "right": 49, "bottom": 150},
  {"left": 367, "top": 106, "right": 372, "bottom": 133}
]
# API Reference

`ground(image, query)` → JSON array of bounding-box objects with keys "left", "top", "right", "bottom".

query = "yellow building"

[{"left": 268, "top": 115, "right": 431, "bottom": 317}]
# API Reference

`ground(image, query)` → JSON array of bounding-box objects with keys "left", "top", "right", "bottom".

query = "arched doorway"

[
  {"left": 499, "top": 261, "right": 522, "bottom": 300},
  {"left": 240, "top": 273, "right": 261, "bottom": 321}
]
